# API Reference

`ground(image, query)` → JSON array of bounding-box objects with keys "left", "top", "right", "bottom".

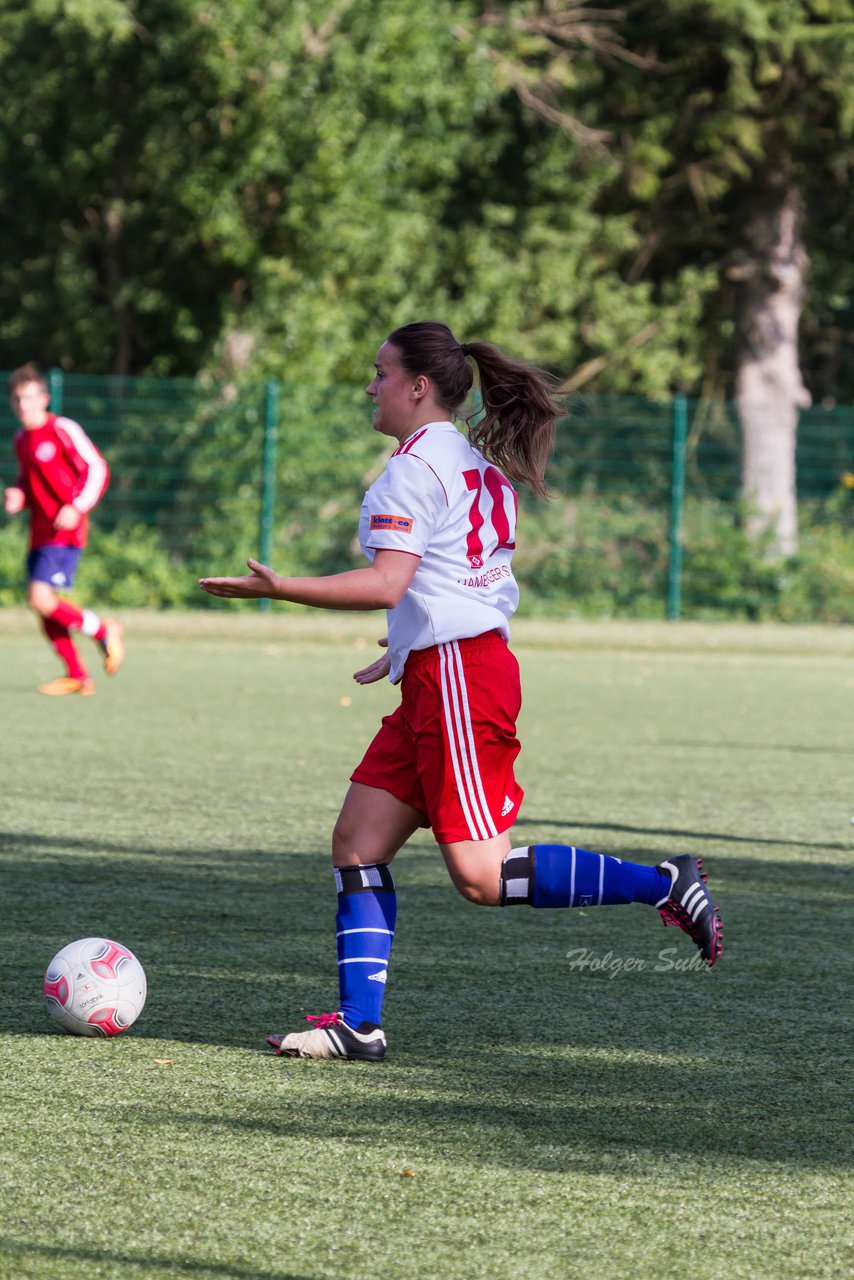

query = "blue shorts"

[{"left": 27, "top": 545, "right": 83, "bottom": 590}]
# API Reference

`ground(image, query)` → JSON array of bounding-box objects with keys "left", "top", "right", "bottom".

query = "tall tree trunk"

[{"left": 730, "top": 181, "right": 811, "bottom": 557}]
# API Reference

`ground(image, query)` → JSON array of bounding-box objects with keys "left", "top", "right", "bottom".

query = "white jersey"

[{"left": 358, "top": 420, "right": 520, "bottom": 682}]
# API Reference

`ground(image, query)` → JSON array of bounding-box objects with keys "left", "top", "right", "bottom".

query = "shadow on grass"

[
  {"left": 0, "top": 829, "right": 331, "bottom": 1044},
  {"left": 2, "top": 830, "right": 851, "bottom": 1174},
  {"left": 514, "top": 814, "right": 853, "bottom": 853},
  {"left": 0, "top": 1239, "right": 309, "bottom": 1280},
  {"left": 91, "top": 1046, "right": 851, "bottom": 1174}
]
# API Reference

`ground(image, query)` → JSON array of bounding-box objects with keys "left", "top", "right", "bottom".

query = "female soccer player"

[
  {"left": 199, "top": 321, "right": 722, "bottom": 1061},
  {"left": 5, "top": 363, "right": 124, "bottom": 695}
]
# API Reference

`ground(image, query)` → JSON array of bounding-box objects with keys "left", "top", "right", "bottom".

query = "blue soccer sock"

[
  {"left": 335, "top": 863, "right": 397, "bottom": 1029},
  {"left": 500, "top": 844, "right": 670, "bottom": 908}
]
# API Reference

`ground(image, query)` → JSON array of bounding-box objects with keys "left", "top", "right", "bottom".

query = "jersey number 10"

[{"left": 464, "top": 467, "right": 518, "bottom": 567}]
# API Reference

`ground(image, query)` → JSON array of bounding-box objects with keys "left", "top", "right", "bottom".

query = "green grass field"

[{"left": 1, "top": 610, "right": 852, "bottom": 1280}]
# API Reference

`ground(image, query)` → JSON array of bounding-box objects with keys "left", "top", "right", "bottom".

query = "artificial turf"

[{"left": 1, "top": 611, "right": 852, "bottom": 1280}]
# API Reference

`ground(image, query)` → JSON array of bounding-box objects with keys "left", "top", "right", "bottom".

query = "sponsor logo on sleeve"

[{"left": 370, "top": 513, "right": 414, "bottom": 533}]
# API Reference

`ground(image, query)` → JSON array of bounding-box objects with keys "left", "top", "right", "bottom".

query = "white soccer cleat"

[{"left": 266, "top": 1012, "right": 386, "bottom": 1061}]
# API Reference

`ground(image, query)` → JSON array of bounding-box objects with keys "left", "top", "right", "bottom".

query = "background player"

[
  {"left": 4, "top": 363, "right": 124, "bottom": 695},
  {"left": 199, "top": 321, "right": 722, "bottom": 1061}
]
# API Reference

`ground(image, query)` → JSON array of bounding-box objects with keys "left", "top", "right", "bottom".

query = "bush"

[
  {"left": 777, "top": 524, "right": 854, "bottom": 623},
  {"left": 506, "top": 492, "right": 854, "bottom": 622},
  {"left": 679, "top": 497, "right": 854, "bottom": 623},
  {"left": 75, "top": 526, "right": 193, "bottom": 608},
  {"left": 0, "top": 521, "right": 192, "bottom": 609},
  {"left": 0, "top": 522, "right": 27, "bottom": 604},
  {"left": 679, "top": 500, "right": 784, "bottom": 620},
  {"left": 3, "top": 492, "right": 854, "bottom": 621},
  {"left": 513, "top": 492, "right": 669, "bottom": 618}
]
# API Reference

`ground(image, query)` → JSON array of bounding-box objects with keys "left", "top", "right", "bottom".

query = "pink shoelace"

[{"left": 305, "top": 1012, "right": 342, "bottom": 1029}]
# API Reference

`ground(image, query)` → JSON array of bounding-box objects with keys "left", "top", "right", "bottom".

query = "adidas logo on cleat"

[
  {"left": 266, "top": 1012, "right": 387, "bottom": 1062},
  {"left": 655, "top": 854, "right": 723, "bottom": 967}
]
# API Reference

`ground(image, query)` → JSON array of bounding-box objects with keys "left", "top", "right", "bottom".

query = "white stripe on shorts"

[{"left": 438, "top": 640, "right": 498, "bottom": 841}]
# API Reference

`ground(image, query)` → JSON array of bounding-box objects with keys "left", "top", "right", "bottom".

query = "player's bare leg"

[
  {"left": 331, "top": 782, "right": 424, "bottom": 869},
  {"left": 438, "top": 832, "right": 511, "bottom": 906},
  {"left": 28, "top": 579, "right": 62, "bottom": 620}
]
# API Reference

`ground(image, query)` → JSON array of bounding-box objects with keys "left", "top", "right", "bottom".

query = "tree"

[
  {"left": 1, "top": 0, "right": 853, "bottom": 572},
  {"left": 730, "top": 181, "right": 811, "bottom": 555},
  {"left": 578, "top": 0, "right": 854, "bottom": 552},
  {"left": 0, "top": 1, "right": 520, "bottom": 377},
  {"left": 0, "top": 0, "right": 267, "bottom": 374},
  {"left": 0, "top": 0, "right": 720, "bottom": 392}
]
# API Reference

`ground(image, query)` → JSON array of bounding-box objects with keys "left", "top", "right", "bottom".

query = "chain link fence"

[{"left": 2, "top": 370, "right": 853, "bottom": 619}]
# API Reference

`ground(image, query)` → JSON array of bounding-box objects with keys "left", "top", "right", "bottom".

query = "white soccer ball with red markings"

[{"left": 44, "top": 937, "right": 147, "bottom": 1037}]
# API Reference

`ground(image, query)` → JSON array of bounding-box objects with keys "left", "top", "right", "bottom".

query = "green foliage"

[
  {"left": 776, "top": 507, "right": 854, "bottom": 622},
  {"left": 7, "top": 488, "right": 847, "bottom": 622},
  {"left": 75, "top": 525, "right": 190, "bottom": 609},
  {"left": 680, "top": 500, "right": 787, "bottom": 619},
  {"left": 269, "top": 384, "right": 388, "bottom": 577},
  {"left": 0, "top": 521, "right": 27, "bottom": 604},
  {"left": 514, "top": 493, "right": 670, "bottom": 618},
  {"left": 598, "top": 0, "right": 854, "bottom": 399},
  {"left": 0, "top": 519, "right": 193, "bottom": 608},
  {"left": 2, "top": 0, "right": 850, "bottom": 400},
  {"left": 682, "top": 496, "right": 854, "bottom": 622}
]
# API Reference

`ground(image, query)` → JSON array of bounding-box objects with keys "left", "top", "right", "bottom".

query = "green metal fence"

[{"left": 2, "top": 370, "right": 854, "bottom": 619}]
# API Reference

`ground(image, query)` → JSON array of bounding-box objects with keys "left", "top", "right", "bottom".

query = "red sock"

[
  {"left": 49, "top": 599, "right": 106, "bottom": 643},
  {"left": 42, "top": 618, "right": 87, "bottom": 679},
  {"left": 49, "top": 600, "right": 86, "bottom": 631}
]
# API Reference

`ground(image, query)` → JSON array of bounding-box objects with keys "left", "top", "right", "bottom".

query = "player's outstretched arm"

[
  {"left": 198, "top": 558, "right": 282, "bottom": 599},
  {"left": 198, "top": 550, "right": 419, "bottom": 611}
]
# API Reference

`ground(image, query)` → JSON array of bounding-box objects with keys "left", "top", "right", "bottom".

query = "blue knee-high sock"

[
  {"left": 335, "top": 863, "right": 396, "bottom": 1029},
  {"left": 501, "top": 844, "right": 670, "bottom": 908}
]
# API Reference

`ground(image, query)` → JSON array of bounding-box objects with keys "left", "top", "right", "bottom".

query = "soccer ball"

[{"left": 43, "top": 937, "right": 147, "bottom": 1037}]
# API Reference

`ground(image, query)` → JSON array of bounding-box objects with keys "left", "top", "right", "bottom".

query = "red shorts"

[{"left": 350, "top": 630, "right": 524, "bottom": 843}]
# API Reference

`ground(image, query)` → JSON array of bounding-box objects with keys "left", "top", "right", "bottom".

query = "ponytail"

[
  {"left": 386, "top": 321, "right": 563, "bottom": 498},
  {"left": 462, "top": 341, "right": 562, "bottom": 500}
]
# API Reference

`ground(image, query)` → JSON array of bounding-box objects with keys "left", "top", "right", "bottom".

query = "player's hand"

[
  {"left": 54, "top": 503, "right": 82, "bottom": 530},
  {"left": 4, "top": 486, "right": 25, "bottom": 515},
  {"left": 354, "top": 653, "right": 392, "bottom": 684},
  {"left": 198, "top": 558, "right": 281, "bottom": 599},
  {"left": 354, "top": 637, "right": 390, "bottom": 684}
]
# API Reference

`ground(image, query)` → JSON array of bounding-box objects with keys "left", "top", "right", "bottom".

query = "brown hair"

[
  {"left": 9, "top": 362, "right": 48, "bottom": 396},
  {"left": 386, "top": 321, "right": 563, "bottom": 499}
]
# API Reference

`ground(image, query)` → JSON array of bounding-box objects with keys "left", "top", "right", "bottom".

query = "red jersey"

[{"left": 12, "top": 413, "right": 109, "bottom": 549}]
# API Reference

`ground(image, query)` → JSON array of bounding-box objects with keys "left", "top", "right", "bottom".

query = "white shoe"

[{"left": 266, "top": 1012, "right": 386, "bottom": 1061}]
